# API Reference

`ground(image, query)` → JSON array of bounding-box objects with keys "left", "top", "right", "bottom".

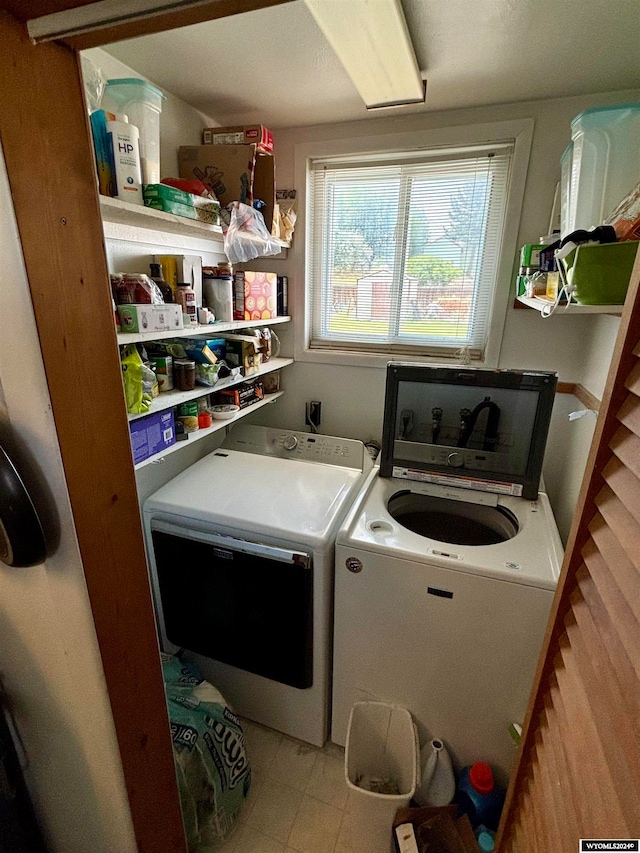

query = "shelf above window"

[
  {"left": 128, "top": 357, "right": 293, "bottom": 422},
  {"left": 100, "top": 195, "right": 290, "bottom": 250},
  {"left": 117, "top": 316, "right": 290, "bottom": 346},
  {"left": 100, "top": 195, "right": 224, "bottom": 243},
  {"left": 134, "top": 391, "right": 284, "bottom": 470},
  {"left": 515, "top": 295, "right": 624, "bottom": 315}
]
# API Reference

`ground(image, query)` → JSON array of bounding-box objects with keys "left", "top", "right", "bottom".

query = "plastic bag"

[
  {"left": 121, "top": 344, "right": 155, "bottom": 414},
  {"left": 223, "top": 202, "right": 282, "bottom": 264},
  {"left": 80, "top": 54, "right": 106, "bottom": 114},
  {"left": 162, "top": 655, "right": 251, "bottom": 851}
]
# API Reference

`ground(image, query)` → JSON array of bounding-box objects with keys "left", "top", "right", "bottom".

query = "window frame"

[{"left": 293, "top": 119, "right": 534, "bottom": 369}]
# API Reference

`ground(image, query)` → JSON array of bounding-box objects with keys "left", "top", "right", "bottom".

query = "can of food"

[
  {"left": 150, "top": 355, "right": 173, "bottom": 391},
  {"left": 177, "top": 400, "right": 199, "bottom": 432},
  {"left": 174, "top": 358, "right": 196, "bottom": 391}
]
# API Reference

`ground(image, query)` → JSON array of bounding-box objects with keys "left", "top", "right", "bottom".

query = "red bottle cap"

[{"left": 469, "top": 762, "right": 494, "bottom": 794}]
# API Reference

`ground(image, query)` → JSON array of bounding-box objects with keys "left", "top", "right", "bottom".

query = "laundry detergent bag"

[{"left": 162, "top": 654, "right": 251, "bottom": 851}]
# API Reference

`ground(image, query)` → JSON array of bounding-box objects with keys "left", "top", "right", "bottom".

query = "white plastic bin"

[
  {"left": 568, "top": 103, "right": 640, "bottom": 232},
  {"left": 102, "top": 78, "right": 165, "bottom": 185},
  {"left": 345, "top": 702, "right": 419, "bottom": 826}
]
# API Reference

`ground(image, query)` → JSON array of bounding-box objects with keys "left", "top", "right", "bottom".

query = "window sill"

[{"left": 294, "top": 345, "right": 493, "bottom": 370}]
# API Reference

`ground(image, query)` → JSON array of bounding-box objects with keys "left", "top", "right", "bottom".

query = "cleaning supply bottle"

[
  {"left": 475, "top": 825, "right": 496, "bottom": 852},
  {"left": 455, "top": 762, "right": 505, "bottom": 831},
  {"left": 413, "top": 738, "right": 455, "bottom": 807},
  {"left": 106, "top": 115, "right": 143, "bottom": 205}
]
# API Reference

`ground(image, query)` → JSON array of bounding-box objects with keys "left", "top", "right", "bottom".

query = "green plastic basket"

[{"left": 561, "top": 241, "right": 639, "bottom": 305}]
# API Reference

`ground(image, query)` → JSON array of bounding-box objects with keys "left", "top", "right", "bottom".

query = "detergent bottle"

[{"left": 455, "top": 762, "right": 505, "bottom": 831}]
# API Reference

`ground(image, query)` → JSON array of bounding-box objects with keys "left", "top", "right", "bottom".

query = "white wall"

[
  {"left": 248, "top": 88, "right": 639, "bottom": 539},
  {"left": 0, "top": 145, "right": 137, "bottom": 852},
  {"left": 83, "top": 47, "right": 215, "bottom": 178},
  {"left": 84, "top": 50, "right": 633, "bottom": 541}
]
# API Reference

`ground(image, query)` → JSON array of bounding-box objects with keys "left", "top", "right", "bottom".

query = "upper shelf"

[
  {"left": 100, "top": 195, "right": 291, "bottom": 251},
  {"left": 100, "top": 195, "right": 224, "bottom": 243},
  {"left": 516, "top": 295, "right": 624, "bottom": 315},
  {"left": 117, "top": 315, "right": 290, "bottom": 346}
]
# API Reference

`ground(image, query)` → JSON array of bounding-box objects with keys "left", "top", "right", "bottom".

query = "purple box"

[{"left": 129, "top": 409, "right": 175, "bottom": 465}]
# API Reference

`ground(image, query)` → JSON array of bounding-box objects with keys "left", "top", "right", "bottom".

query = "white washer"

[
  {"left": 331, "top": 365, "right": 563, "bottom": 781},
  {"left": 143, "top": 424, "right": 372, "bottom": 747}
]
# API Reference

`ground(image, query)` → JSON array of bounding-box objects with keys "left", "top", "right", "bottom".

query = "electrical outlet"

[{"left": 305, "top": 401, "right": 322, "bottom": 429}]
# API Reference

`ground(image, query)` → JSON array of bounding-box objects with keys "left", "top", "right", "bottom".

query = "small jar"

[
  {"left": 198, "top": 411, "right": 212, "bottom": 429},
  {"left": 174, "top": 358, "right": 196, "bottom": 391}
]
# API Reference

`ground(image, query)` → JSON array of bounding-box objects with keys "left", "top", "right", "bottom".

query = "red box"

[
  {"left": 215, "top": 381, "right": 264, "bottom": 410},
  {"left": 233, "top": 271, "right": 277, "bottom": 321},
  {"left": 202, "top": 125, "right": 273, "bottom": 155}
]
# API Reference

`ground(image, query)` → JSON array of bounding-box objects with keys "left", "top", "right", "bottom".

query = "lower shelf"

[{"left": 133, "top": 391, "right": 283, "bottom": 471}]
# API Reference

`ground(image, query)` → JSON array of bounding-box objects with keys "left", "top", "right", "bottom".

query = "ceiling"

[{"left": 104, "top": 0, "right": 640, "bottom": 129}]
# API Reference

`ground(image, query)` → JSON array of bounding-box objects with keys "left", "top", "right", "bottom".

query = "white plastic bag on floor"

[{"left": 223, "top": 202, "right": 281, "bottom": 264}]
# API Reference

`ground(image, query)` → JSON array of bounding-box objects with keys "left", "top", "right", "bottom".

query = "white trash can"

[{"left": 345, "top": 701, "right": 419, "bottom": 826}]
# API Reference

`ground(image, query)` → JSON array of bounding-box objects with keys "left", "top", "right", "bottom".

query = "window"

[{"left": 307, "top": 143, "right": 513, "bottom": 361}]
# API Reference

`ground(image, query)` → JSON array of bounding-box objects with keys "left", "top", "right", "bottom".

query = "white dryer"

[
  {"left": 143, "top": 424, "right": 372, "bottom": 747},
  {"left": 332, "top": 365, "right": 563, "bottom": 782}
]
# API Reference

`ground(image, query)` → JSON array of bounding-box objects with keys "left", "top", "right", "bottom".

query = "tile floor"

[{"left": 218, "top": 719, "right": 394, "bottom": 853}]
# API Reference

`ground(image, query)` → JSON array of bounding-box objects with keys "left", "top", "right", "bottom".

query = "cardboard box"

[
  {"left": 221, "top": 334, "right": 262, "bottom": 376},
  {"left": 202, "top": 124, "right": 273, "bottom": 154},
  {"left": 392, "top": 807, "right": 478, "bottom": 853},
  {"left": 143, "top": 183, "right": 192, "bottom": 206},
  {"left": 181, "top": 337, "right": 226, "bottom": 365},
  {"left": 215, "top": 381, "right": 264, "bottom": 410},
  {"left": 233, "top": 270, "right": 277, "bottom": 320},
  {"left": 129, "top": 410, "right": 176, "bottom": 465},
  {"left": 145, "top": 197, "right": 198, "bottom": 220},
  {"left": 117, "top": 304, "right": 183, "bottom": 334},
  {"left": 178, "top": 144, "right": 275, "bottom": 233}
]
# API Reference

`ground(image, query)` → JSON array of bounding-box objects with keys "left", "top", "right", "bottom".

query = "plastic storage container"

[
  {"left": 345, "top": 702, "right": 418, "bottom": 826},
  {"left": 568, "top": 103, "right": 640, "bottom": 233},
  {"left": 102, "top": 78, "right": 165, "bottom": 185},
  {"left": 203, "top": 271, "right": 234, "bottom": 322},
  {"left": 456, "top": 762, "right": 505, "bottom": 831},
  {"left": 559, "top": 142, "right": 573, "bottom": 238}
]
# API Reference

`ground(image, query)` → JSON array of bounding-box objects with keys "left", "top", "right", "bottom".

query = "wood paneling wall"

[
  {"left": 498, "top": 248, "right": 640, "bottom": 850},
  {"left": 0, "top": 11, "right": 186, "bottom": 853}
]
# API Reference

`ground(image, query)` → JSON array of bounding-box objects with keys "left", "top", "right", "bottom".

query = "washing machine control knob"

[
  {"left": 447, "top": 451, "right": 464, "bottom": 468},
  {"left": 283, "top": 435, "right": 299, "bottom": 451}
]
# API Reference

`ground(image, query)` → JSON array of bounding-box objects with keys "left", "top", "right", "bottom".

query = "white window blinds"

[{"left": 308, "top": 144, "right": 512, "bottom": 359}]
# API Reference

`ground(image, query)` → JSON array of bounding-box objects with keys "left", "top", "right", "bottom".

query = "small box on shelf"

[
  {"left": 118, "top": 304, "right": 184, "bottom": 334},
  {"left": 233, "top": 271, "right": 277, "bottom": 320},
  {"left": 214, "top": 380, "right": 264, "bottom": 410},
  {"left": 130, "top": 409, "right": 176, "bottom": 464}
]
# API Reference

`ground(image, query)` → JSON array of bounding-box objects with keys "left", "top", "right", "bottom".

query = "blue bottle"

[
  {"left": 456, "top": 762, "right": 505, "bottom": 832},
  {"left": 475, "top": 825, "right": 496, "bottom": 852}
]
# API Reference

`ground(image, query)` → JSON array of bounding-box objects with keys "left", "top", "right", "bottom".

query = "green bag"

[
  {"left": 162, "top": 655, "right": 251, "bottom": 851},
  {"left": 120, "top": 344, "right": 155, "bottom": 414}
]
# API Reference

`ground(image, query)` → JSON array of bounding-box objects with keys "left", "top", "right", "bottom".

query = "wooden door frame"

[
  {"left": 496, "top": 251, "right": 640, "bottom": 848},
  {"left": 0, "top": 3, "right": 289, "bottom": 850}
]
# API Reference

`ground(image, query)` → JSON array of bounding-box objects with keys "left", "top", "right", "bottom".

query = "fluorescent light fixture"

[
  {"left": 27, "top": 0, "right": 219, "bottom": 42},
  {"left": 303, "top": 0, "right": 426, "bottom": 109}
]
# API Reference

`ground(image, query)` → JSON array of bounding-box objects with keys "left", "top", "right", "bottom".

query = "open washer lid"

[{"left": 380, "top": 364, "right": 557, "bottom": 500}]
